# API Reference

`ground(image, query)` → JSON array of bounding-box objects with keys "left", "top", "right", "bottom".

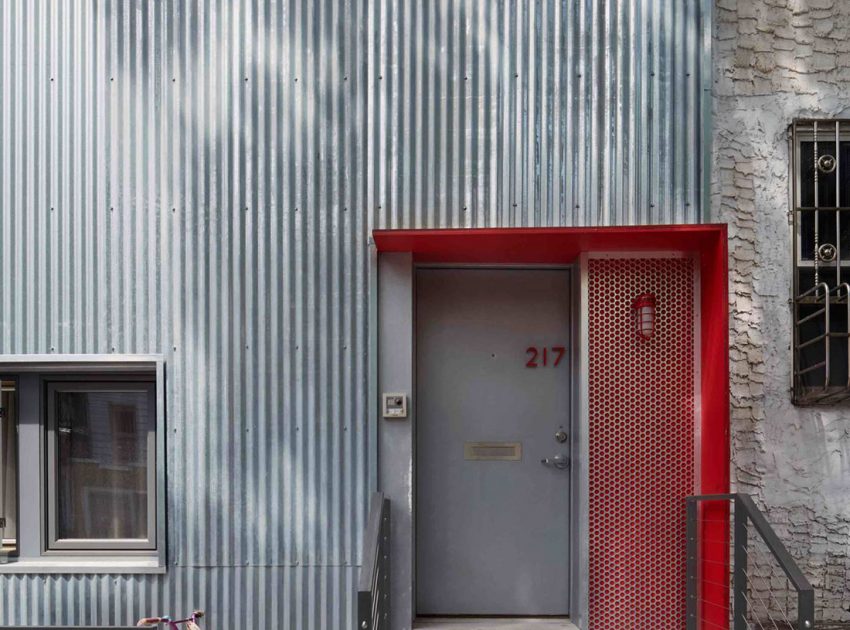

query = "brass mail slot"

[{"left": 464, "top": 441, "right": 522, "bottom": 461}]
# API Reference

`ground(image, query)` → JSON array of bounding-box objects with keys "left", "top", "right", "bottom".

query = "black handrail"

[
  {"left": 357, "top": 492, "right": 390, "bottom": 630},
  {"left": 686, "top": 494, "right": 815, "bottom": 630}
]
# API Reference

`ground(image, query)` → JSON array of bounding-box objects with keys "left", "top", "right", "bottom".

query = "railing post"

[
  {"left": 686, "top": 498, "right": 698, "bottom": 630},
  {"left": 383, "top": 500, "right": 391, "bottom": 628},
  {"left": 733, "top": 495, "right": 748, "bottom": 630},
  {"left": 357, "top": 589, "right": 372, "bottom": 630},
  {"left": 798, "top": 587, "right": 815, "bottom": 629}
]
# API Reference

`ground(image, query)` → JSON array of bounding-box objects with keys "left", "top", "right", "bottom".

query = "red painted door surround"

[{"left": 374, "top": 225, "right": 730, "bottom": 630}]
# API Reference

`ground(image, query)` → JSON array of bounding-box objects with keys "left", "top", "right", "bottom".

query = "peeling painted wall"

[{"left": 712, "top": 0, "right": 850, "bottom": 622}]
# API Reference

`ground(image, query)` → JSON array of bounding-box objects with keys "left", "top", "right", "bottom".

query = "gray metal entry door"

[{"left": 416, "top": 268, "right": 571, "bottom": 616}]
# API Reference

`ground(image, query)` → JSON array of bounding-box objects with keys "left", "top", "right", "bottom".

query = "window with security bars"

[{"left": 791, "top": 119, "right": 850, "bottom": 404}]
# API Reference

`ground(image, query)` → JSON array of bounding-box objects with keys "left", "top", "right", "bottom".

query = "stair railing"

[
  {"left": 687, "top": 494, "right": 815, "bottom": 630},
  {"left": 357, "top": 493, "right": 390, "bottom": 630}
]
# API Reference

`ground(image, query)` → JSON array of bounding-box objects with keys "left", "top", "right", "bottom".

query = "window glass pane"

[
  {"left": 54, "top": 387, "right": 152, "bottom": 540},
  {"left": 1, "top": 381, "right": 16, "bottom": 551}
]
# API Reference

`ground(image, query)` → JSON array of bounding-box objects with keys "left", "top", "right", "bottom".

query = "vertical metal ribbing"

[
  {"left": 685, "top": 498, "right": 698, "bottom": 630},
  {"left": 733, "top": 496, "right": 748, "bottom": 630}
]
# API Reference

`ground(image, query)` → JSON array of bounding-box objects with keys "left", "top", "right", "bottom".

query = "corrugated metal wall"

[
  {"left": 369, "top": 0, "right": 711, "bottom": 228},
  {"left": 0, "top": 0, "right": 709, "bottom": 627}
]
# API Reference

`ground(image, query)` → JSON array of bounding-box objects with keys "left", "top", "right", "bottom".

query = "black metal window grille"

[{"left": 791, "top": 119, "right": 850, "bottom": 404}]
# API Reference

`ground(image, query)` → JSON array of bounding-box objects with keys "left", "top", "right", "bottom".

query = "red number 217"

[{"left": 526, "top": 346, "right": 566, "bottom": 368}]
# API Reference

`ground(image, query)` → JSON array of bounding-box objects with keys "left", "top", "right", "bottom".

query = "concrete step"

[{"left": 414, "top": 618, "right": 578, "bottom": 630}]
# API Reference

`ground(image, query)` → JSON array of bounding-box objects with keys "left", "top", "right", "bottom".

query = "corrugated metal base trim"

[{"left": 0, "top": 567, "right": 357, "bottom": 628}]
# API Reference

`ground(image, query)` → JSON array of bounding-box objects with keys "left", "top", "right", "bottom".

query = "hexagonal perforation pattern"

[{"left": 588, "top": 257, "right": 696, "bottom": 629}]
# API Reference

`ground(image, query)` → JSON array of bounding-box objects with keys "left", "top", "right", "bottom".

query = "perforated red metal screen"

[{"left": 588, "top": 257, "right": 696, "bottom": 629}]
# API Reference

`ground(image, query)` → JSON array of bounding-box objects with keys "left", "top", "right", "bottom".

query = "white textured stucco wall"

[{"left": 713, "top": 0, "right": 850, "bottom": 621}]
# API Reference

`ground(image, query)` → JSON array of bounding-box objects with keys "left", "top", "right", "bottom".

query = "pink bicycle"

[{"left": 137, "top": 610, "right": 204, "bottom": 629}]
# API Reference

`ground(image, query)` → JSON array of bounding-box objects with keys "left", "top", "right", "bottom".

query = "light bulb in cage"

[{"left": 632, "top": 293, "right": 656, "bottom": 339}]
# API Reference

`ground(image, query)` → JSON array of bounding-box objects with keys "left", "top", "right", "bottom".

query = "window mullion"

[{"left": 17, "top": 374, "right": 42, "bottom": 558}]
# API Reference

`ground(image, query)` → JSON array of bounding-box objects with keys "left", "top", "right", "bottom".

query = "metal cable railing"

[
  {"left": 687, "top": 494, "right": 815, "bottom": 630},
  {"left": 357, "top": 493, "right": 390, "bottom": 630}
]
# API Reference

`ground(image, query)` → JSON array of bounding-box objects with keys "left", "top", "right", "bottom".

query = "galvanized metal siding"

[
  {"left": 0, "top": 0, "right": 366, "bottom": 627},
  {"left": 369, "top": 0, "right": 710, "bottom": 229},
  {"left": 0, "top": 0, "right": 709, "bottom": 627}
]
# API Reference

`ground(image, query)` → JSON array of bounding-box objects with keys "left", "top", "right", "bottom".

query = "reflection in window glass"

[
  {"left": 55, "top": 388, "right": 152, "bottom": 540},
  {"left": 0, "top": 381, "right": 16, "bottom": 552}
]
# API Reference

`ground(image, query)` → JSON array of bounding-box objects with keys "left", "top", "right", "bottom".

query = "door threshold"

[{"left": 414, "top": 618, "right": 577, "bottom": 630}]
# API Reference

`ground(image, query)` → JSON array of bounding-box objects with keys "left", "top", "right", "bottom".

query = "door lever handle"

[{"left": 541, "top": 453, "right": 570, "bottom": 470}]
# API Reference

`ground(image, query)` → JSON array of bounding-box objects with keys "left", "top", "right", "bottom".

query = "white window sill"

[{"left": 0, "top": 555, "right": 166, "bottom": 574}]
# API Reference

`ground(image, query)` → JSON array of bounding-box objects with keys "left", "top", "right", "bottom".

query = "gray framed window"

[
  {"left": 0, "top": 357, "right": 165, "bottom": 572},
  {"left": 0, "top": 379, "right": 17, "bottom": 554},
  {"left": 45, "top": 381, "right": 156, "bottom": 552}
]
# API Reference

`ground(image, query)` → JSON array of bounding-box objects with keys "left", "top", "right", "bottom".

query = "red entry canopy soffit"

[{"left": 372, "top": 224, "right": 727, "bottom": 264}]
